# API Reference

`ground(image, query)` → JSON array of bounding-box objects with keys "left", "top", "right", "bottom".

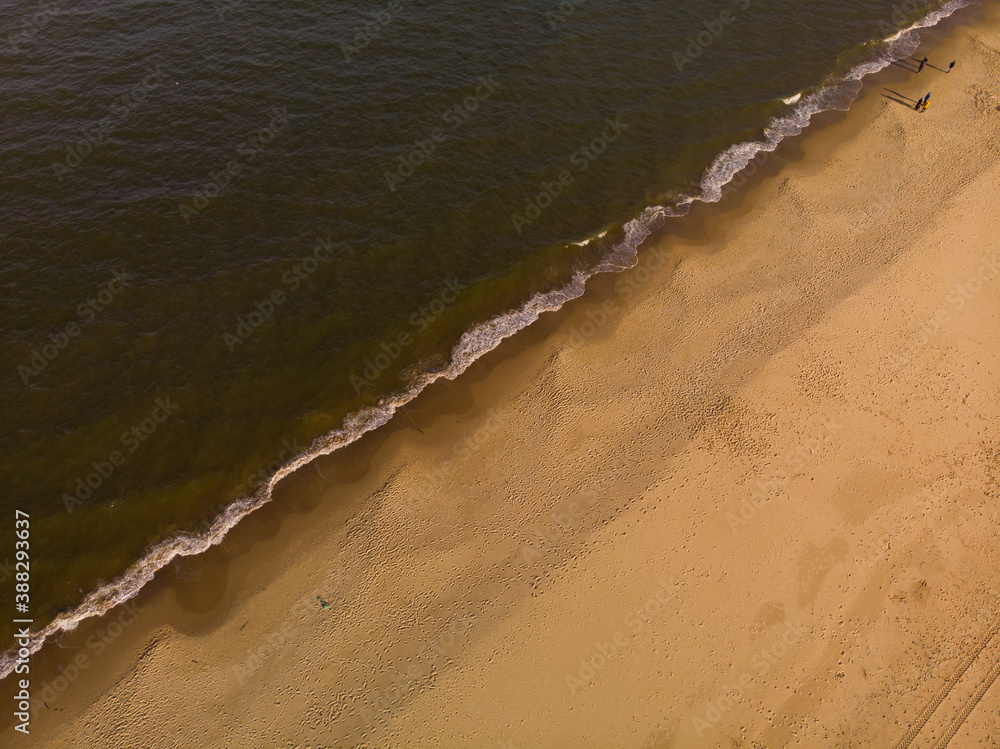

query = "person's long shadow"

[
  {"left": 891, "top": 58, "right": 918, "bottom": 72},
  {"left": 882, "top": 88, "right": 919, "bottom": 108},
  {"left": 909, "top": 56, "right": 951, "bottom": 73}
]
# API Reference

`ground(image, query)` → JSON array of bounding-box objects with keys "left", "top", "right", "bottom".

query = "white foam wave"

[
  {"left": 0, "top": 203, "right": 669, "bottom": 681},
  {"left": 571, "top": 229, "right": 609, "bottom": 247},
  {"left": 783, "top": 93, "right": 802, "bottom": 105},
  {"left": 0, "top": 0, "right": 981, "bottom": 682}
]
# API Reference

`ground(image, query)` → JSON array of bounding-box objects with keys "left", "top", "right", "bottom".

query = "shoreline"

[
  {"left": 6, "top": 0, "right": 1000, "bottom": 745},
  {"left": 0, "top": 0, "right": 981, "bottom": 685}
]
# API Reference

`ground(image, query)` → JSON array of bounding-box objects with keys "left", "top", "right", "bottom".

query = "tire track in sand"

[
  {"left": 893, "top": 614, "right": 1000, "bottom": 749},
  {"left": 929, "top": 654, "right": 1000, "bottom": 749}
]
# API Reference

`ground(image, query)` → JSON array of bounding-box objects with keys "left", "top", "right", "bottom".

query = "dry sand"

[{"left": 7, "top": 2, "right": 1000, "bottom": 747}]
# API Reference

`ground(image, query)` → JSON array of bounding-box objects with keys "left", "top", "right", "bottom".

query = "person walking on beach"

[
  {"left": 918, "top": 57, "right": 927, "bottom": 73},
  {"left": 948, "top": 61, "right": 956, "bottom": 73},
  {"left": 922, "top": 92, "right": 931, "bottom": 112}
]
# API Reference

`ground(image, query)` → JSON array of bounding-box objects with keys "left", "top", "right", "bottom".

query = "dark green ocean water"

[{"left": 0, "top": 0, "right": 970, "bottom": 668}]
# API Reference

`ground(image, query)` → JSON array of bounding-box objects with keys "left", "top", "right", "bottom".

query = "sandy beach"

[{"left": 6, "top": 1, "right": 1000, "bottom": 747}]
